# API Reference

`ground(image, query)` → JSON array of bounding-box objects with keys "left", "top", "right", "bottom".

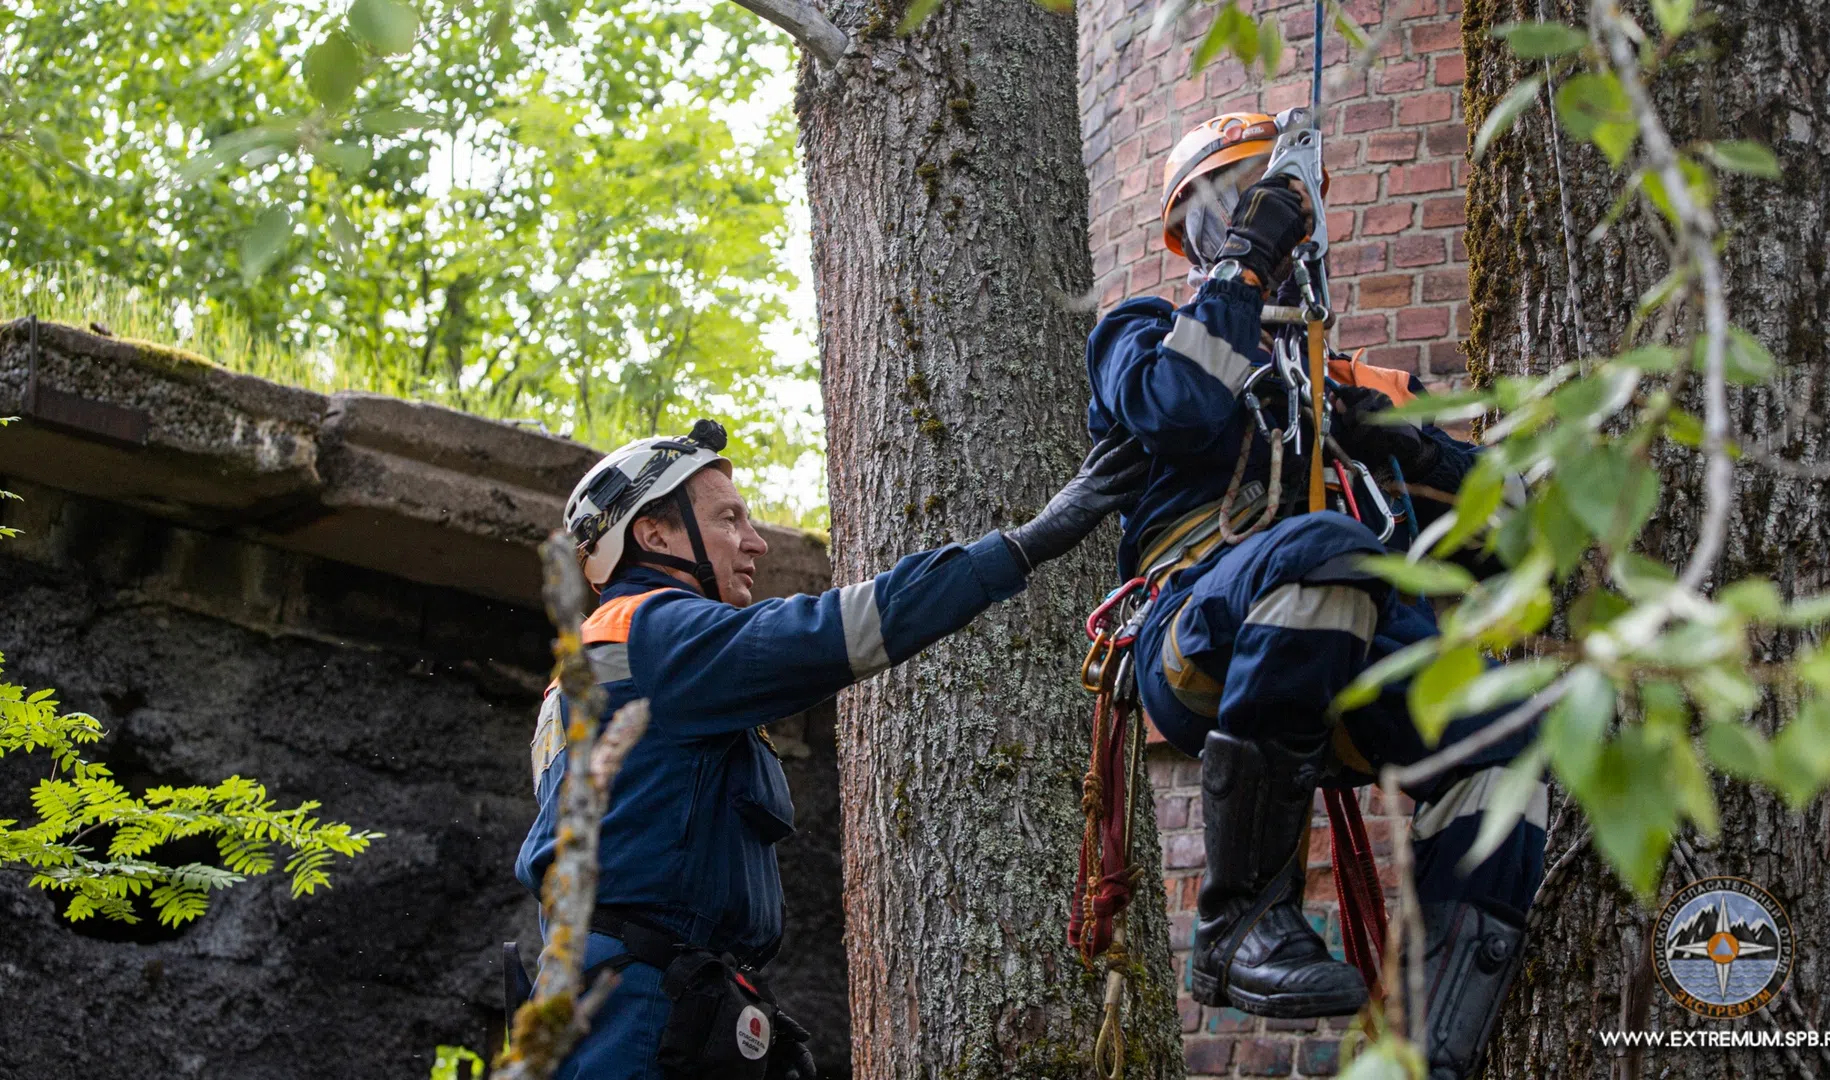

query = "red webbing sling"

[{"left": 1324, "top": 787, "right": 1387, "bottom": 997}]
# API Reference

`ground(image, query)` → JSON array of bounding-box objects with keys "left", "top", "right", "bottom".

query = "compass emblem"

[{"left": 1653, "top": 876, "right": 1793, "bottom": 1019}]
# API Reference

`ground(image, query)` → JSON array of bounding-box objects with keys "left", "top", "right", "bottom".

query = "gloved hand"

[
  {"left": 1210, "top": 177, "right": 1309, "bottom": 285},
  {"left": 1332, "top": 384, "right": 1439, "bottom": 478},
  {"left": 1004, "top": 430, "right": 1150, "bottom": 572},
  {"left": 767, "top": 1009, "right": 817, "bottom": 1080}
]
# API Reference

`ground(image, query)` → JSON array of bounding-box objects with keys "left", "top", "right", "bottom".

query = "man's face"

[{"left": 636, "top": 468, "right": 770, "bottom": 606}]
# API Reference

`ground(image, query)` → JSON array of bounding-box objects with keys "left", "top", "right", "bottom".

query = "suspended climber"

[{"left": 1080, "top": 110, "right": 1547, "bottom": 1079}]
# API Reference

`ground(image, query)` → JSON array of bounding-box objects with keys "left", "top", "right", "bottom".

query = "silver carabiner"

[{"left": 1351, "top": 459, "right": 1397, "bottom": 544}]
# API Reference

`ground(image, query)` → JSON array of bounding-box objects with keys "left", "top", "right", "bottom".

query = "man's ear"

[{"left": 630, "top": 515, "right": 672, "bottom": 555}]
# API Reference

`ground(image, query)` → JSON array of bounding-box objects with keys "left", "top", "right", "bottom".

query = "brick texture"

[{"left": 1077, "top": 0, "right": 1473, "bottom": 1074}]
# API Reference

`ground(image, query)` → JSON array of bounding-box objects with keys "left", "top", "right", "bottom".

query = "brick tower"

[{"left": 1076, "top": 2, "right": 1472, "bottom": 1075}]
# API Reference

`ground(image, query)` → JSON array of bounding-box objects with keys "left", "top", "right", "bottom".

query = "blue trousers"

[
  {"left": 1136, "top": 512, "right": 1546, "bottom": 913},
  {"left": 554, "top": 933, "right": 670, "bottom": 1080}
]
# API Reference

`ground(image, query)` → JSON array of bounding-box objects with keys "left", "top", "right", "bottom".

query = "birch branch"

[
  {"left": 729, "top": 0, "right": 849, "bottom": 66},
  {"left": 494, "top": 533, "right": 651, "bottom": 1080},
  {"left": 1590, "top": 1, "right": 1732, "bottom": 594}
]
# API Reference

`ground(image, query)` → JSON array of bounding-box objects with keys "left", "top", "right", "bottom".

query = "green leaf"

[
  {"left": 1257, "top": 16, "right": 1284, "bottom": 77},
  {"left": 1700, "top": 139, "right": 1779, "bottom": 180},
  {"left": 1650, "top": 0, "right": 1694, "bottom": 37},
  {"left": 1667, "top": 409, "right": 1705, "bottom": 447},
  {"left": 1704, "top": 721, "right": 1772, "bottom": 783},
  {"left": 486, "top": 0, "right": 515, "bottom": 49},
  {"left": 1334, "top": 639, "right": 1438, "bottom": 715},
  {"left": 1772, "top": 697, "right": 1830, "bottom": 808},
  {"left": 1667, "top": 731, "right": 1719, "bottom": 836},
  {"left": 1432, "top": 458, "right": 1505, "bottom": 557},
  {"left": 1688, "top": 665, "right": 1760, "bottom": 723},
  {"left": 313, "top": 140, "right": 371, "bottom": 176},
  {"left": 1702, "top": 327, "right": 1777, "bottom": 385},
  {"left": 1472, "top": 75, "right": 1545, "bottom": 162},
  {"left": 1554, "top": 72, "right": 1637, "bottom": 168},
  {"left": 326, "top": 197, "right": 360, "bottom": 268},
  {"left": 189, "top": 3, "right": 275, "bottom": 84},
  {"left": 1559, "top": 443, "right": 1658, "bottom": 547},
  {"left": 897, "top": 0, "right": 943, "bottom": 32},
  {"left": 1782, "top": 592, "right": 1830, "bottom": 628},
  {"left": 1584, "top": 734, "right": 1676, "bottom": 898},
  {"left": 1409, "top": 644, "right": 1486, "bottom": 745},
  {"left": 354, "top": 109, "right": 440, "bottom": 136},
  {"left": 1717, "top": 578, "right": 1783, "bottom": 620},
  {"left": 1460, "top": 741, "right": 1550, "bottom": 871},
  {"left": 1545, "top": 664, "right": 1614, "bottom": 786},
  {"left": 1533, "top": 484, "right": 1592, "bottom": 581},
  {"left": 1355, "top": 554, "right": 1476, "bottom": 597},
  {"left": 1616, "top": 345, "right": 1679, "bottom": 371},
  {"left": 240, "top": 205, "right": 294, "bottom": 284},
  {"left": 304, "top": 31, "right": 363, "bottom": 109},
  {"left": 1192, "top": 3, "right": 1257, "bottom": 74},
  {"left": 348, "top": 0, "right": 420, "bottom": 55},
  {"left": 1449, "top": 658, "right": 1563, "bottom": 722},
  {"left": 1492, "top": 20, "right": 1588, "bottom": 59}
]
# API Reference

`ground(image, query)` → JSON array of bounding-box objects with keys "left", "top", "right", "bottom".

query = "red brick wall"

[
  {"left": 1079, "top": 0, "right": 1471, "bottom": 379},
  {"left": 1078, "top": 1, "right": 1467, "bottom": 1075}
]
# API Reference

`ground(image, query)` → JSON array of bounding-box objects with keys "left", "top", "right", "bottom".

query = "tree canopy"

[{"left": 1, "top": 0, "right": 823, "bottom": 525}]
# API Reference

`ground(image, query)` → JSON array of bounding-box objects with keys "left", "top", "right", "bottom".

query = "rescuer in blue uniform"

[
  {"left": 515, "top": 419, "right": 1147, "bottom": 1080},
  {"left": 1086, "top": 114, "right": 1547, "bottom": 1080}
]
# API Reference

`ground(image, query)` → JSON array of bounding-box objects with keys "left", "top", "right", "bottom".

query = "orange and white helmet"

[{"left": 1160, "top": 113, "right": 1281, "bottom": 259}]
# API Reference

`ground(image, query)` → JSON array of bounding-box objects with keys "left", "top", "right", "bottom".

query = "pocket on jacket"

[{"left": 729, "top": 732, "right": 796, "bottom": 845}]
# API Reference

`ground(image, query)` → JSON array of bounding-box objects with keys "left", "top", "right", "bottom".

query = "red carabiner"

[{"left": 1085, "top": 576, "right": 1151, "bottom": 645}]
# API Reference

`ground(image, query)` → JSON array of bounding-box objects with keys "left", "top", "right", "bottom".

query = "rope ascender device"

[{"left": 1069, "top": 4, "right": 1399, "bottom": 1071}]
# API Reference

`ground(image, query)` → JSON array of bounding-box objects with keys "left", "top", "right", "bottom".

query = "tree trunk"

[
  {"left": 795, "top": 4, "right": 1184, "bottom": 1077},
  {"left": 1464, "top": 0, "right": 1830, "bottom": 1075}
]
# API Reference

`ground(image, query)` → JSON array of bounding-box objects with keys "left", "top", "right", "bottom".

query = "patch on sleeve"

[{"left": 530, "top": 692, "right": 566, "bottom": 791}]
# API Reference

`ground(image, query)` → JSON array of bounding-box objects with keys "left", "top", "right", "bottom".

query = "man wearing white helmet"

[{"left": 514, "top": 418, "right": 1147, "bottom": 1080}]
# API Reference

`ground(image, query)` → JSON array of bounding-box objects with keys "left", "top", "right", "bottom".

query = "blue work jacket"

[
  {"left": 1084, "top": 276, "right": 1477, "bottom": 576},
  {"left": 514, "top": 532, "right": 1027, "bottom": 964}
]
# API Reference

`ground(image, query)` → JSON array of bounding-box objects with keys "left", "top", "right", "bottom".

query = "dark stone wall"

[{"left": 0, "top": 479, "right": 849, "bottom": 1078}]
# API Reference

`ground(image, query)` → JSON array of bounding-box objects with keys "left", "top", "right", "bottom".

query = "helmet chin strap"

[{"left": 630, "top": 486, "right": 722, "bottom": 602}]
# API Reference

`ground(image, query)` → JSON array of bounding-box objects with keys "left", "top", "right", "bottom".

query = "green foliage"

[
  {"left": 1190, "top": 2, "right": 1283, "bottom": 79},
  {"left": 430, "top": 1046, "right": 487, "bottom": 1080},
  {"left": 0, "top": 0, "right": 825, "bottom": 528},
  {"left": 0, "top": 466, "right": 379, "bottom": 925},
  {"left": 1341, "top": 4, "right": 1815, "bottom": 903}
]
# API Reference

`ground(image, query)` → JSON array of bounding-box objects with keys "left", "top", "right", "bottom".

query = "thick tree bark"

[
  {"left": 1465, "top": 1, "right": 1830, "bottom": 1075},
  {"left": 795, "top": 3, "right": 1183, "bottom": 1078}
]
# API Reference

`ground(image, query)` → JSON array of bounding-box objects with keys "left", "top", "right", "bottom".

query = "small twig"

[
  {"left": 1525, "top": 827, "right": 1591, "bottom": 934},
  {"left": 1380, "top": 769, "right": 1428, "bottom": 1044},
  {"left": 1390, "top": 681, "right": 1567, "bottom": 790},
  {"left": 727, "top": 0, "right": 848, "bottom": 65}
]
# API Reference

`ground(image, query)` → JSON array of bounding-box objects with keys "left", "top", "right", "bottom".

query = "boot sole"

[{"left": 1225, "top": 982, "right": 1368, "bottom": 1019}]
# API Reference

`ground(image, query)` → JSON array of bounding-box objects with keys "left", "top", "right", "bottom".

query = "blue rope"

[{"left": 1389, "top": 454, "right": 1420, "bottom": 546}]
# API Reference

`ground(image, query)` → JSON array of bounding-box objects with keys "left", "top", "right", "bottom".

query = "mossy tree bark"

[
  {"left": 1464, "top": 0, "right": 1830, "bottom": 1075},
  {"left": 794, "top": 4, "right": 1184, "bottom": 1078}
]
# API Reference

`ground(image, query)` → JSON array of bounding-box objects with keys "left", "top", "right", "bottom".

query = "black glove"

[
  {"left": 1332, "top": 384, "right": 1439, "bottom": 477},
  {"left": 1212, "top": 177, "right": 1309, "bottom": 284},
  {"left": 1004, "top": 430, "right": 1150, "bottom": 571},
  {"left": 768, "top": 1009, "right": 817, "bottom": 1080}
]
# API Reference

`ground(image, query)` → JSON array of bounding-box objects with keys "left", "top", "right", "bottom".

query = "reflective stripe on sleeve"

[
  {"left": 1410, "top": 765, "right": 1549, "bottom": 843},
  {"left": 1243, "top": 583, "right": 1378, "bottom": 641},
  {"left": 584, "top": 642, "right": 632, "bottom": 684},
  {"left": 1164, "top": 314, "right": 1252, "bottom": 393},
  {"left": 839, "top": 581, "right": 890, "bottom": 678}
]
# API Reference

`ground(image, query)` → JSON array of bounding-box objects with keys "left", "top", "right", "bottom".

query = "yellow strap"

[{"left": 1306, "top": 317, "right": 1326, "bottom": 513}]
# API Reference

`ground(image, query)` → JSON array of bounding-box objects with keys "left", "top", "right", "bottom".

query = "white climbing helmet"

[{"left": 565, "top": 419, "right": 733, "bottom": 590}]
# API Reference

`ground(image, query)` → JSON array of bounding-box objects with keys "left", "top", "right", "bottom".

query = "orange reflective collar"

[
  {"left": 1326, "top": 348, "right": 1419, "bottom": 407},
  {"left": 580, "top": 588, "right": 673, "bottom": 645}
]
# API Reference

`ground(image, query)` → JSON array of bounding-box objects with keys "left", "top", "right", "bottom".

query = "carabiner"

[{"left": 1351, "top": 459, "right": 1397, "bottom": 544}]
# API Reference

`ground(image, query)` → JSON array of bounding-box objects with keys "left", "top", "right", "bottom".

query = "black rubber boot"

[
  {"left": 1415, "top": 900, "right": 1526, "bottom": 1080},
  {"left": 1189, "top": 729, "right": 1369, "bottom": 1018}
]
